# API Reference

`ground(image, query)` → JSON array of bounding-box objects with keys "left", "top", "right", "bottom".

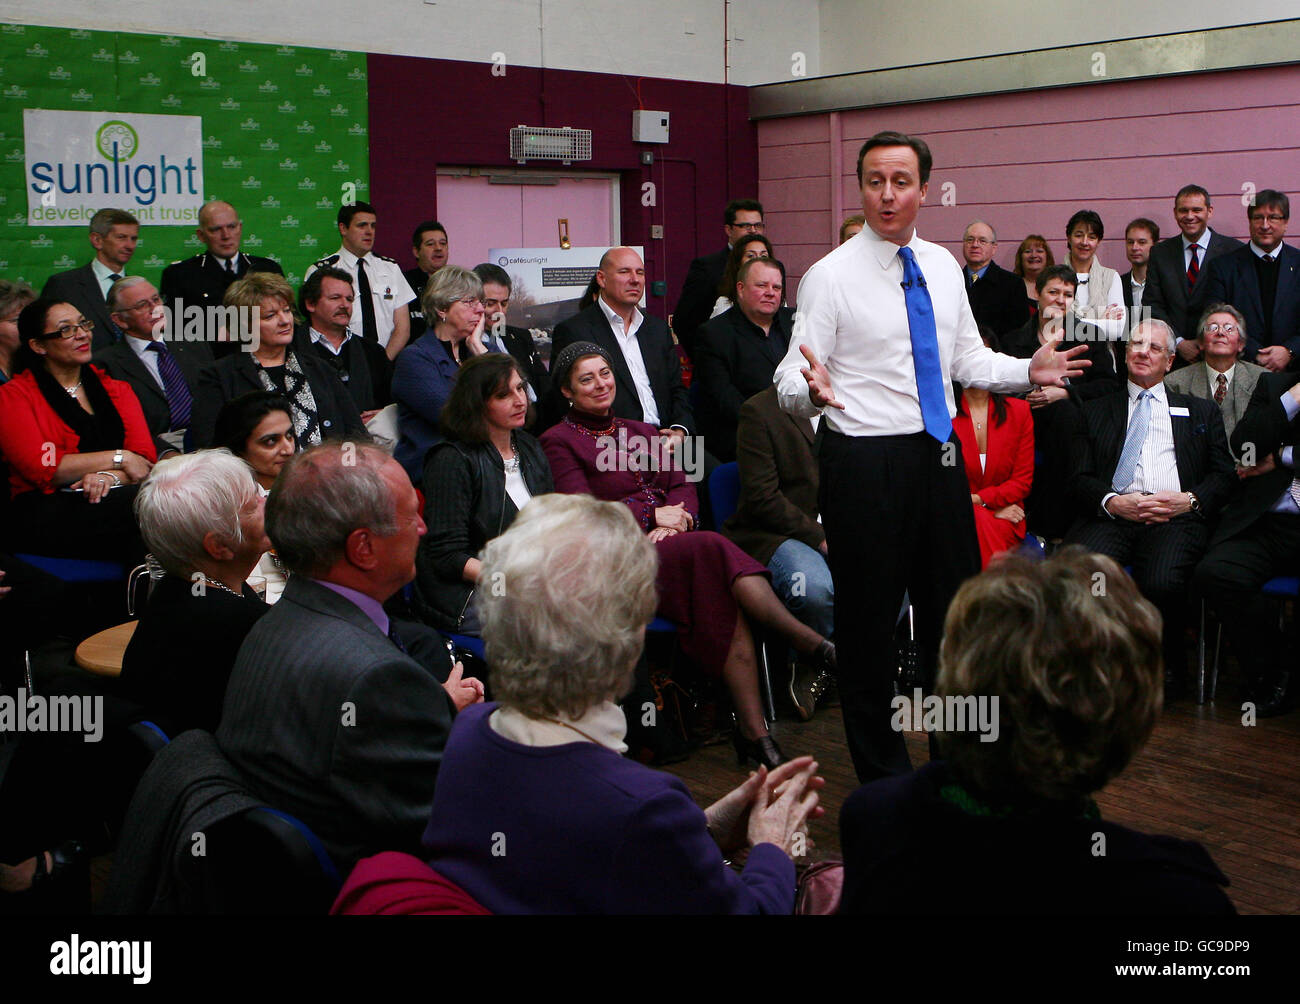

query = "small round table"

[{"left": 75, "top": 620, "right": 139, "bottom": 677}]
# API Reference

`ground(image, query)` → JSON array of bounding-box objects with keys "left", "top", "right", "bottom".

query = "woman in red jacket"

[{"left": 0, "top": 299, "right": 156, "bottom": 562}]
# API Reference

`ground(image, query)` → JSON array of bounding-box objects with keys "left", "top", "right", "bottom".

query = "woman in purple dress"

[{"left": 540, "top": 342, "right": 836, "bottom": 768}]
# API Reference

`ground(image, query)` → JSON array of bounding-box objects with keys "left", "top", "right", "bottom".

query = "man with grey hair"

[
  {"left": 1164, "top": 303, "right": 1265, "bottom": 438},
  {"left": 1066, "top": 319, "right": 1236, "bottom": 699},
  {"left": 95, "top": 276, "right": 211, "bottom": 456},
  {"left": 41, "top": 208, "right": 140, "bottom": 350},
  {"left": 216, "top": 441, "right": 482, "bottom": 870},
  {"left": 961, "top": 220, "right": 1028, "bottom": 337}
]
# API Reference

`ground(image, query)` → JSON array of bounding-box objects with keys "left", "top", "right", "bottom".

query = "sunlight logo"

[{"left": 98, "top": 121, "right": 139, "bottom": 159}]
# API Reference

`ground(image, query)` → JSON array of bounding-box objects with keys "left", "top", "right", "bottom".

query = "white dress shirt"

[
  {"left": 597, "top": 295, "right": 660, "bottom": 426},
  {"left": 1205, "top": 361, "right": 1235, "bottom": 397},
  {"left": 774, "top": 227, "right": 1031, "bottom": 435},
  {"left": 304, "top": 247, "right": 414, "bottom": 350},
  {"left": 1129, "top": 277, "right": 1145, "bottom": 312},
  {"left": 1184, "top": 232, "right": 1211, "bottom": 271},
  {"left": 1102, "top": 381, "right": 1182, "bottom": 514},
  {"left": 92, "top": 258, "right": 122, "bottom": 299},
  {"left": 309, "top": 325, "right": 353, "bottom": 356}
]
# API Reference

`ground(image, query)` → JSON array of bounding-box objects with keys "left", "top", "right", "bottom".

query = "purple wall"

[
  {"left": 759, "top": 64, "right": 1300, "bottom": 303},
  {"left": 367, "top": 53, "right": 756, "bottom": 322}
]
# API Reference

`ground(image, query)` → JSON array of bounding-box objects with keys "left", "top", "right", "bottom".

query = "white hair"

[{"left": 107, "top": 275, "right": 152, "bottom": 313}]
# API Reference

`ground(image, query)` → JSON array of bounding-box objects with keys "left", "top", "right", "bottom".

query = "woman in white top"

[
  {"left": 1065, "top": 210, "right": 1125, "bottom": 341},
  {"left": 708, "top": 234, "right": 775, "bottom": 320},
  {"left": 212, "top": 390, "right": 296, "bottom": 603},
  {"left": 415, "top": 353, "right": 553, "bottom": 634}
]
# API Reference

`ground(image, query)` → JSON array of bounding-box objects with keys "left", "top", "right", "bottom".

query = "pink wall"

[
  {"left": 759, "top": 64, "right": 1300, "bottom": 304},
  {"left": 367, "top": 54, "right": 756, "bottom": 322}
]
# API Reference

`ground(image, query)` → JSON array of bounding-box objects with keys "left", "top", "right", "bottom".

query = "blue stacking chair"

[{"left": 1200, "top": 576, "right": 1300, "bottom": 704}]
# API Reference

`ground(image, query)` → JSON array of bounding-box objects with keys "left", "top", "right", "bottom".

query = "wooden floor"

[{"left": 664, "top": 693, "right": 1300, "bottom": 915}]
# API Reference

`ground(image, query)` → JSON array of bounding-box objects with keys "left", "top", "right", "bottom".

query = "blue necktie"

[
  {"left": 387, "top": 621, "right": 409, "bottom": 655},
  {"left": 898, "top": 247, "right": 951, "bottom": 443},
  {"left": 1112, "top": 390, "right": 1152, "bottom": 493},
  {"left": 145, "top": 341, "right": 193, "bottom": 429}
]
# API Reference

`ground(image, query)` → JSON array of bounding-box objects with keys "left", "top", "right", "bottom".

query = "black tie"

[
  {"left": 387, "top": 622, "right": 408, "bottom": 654},
  {"left": 356, "top": 258, "right": 379, "bottom": 343},
  {"left": 225, "top": 258, "right": 237, "bottom": 277}
]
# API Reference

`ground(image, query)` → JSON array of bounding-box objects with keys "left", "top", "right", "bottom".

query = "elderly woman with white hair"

[
  {"left": 378, "top": 493, "right": 822, "bottom": 914},
  {"left": 118, "top": 449, "right": 271, "bottom": 735},
  {"left": 391, "top": 265, "right": 490, "bottom": 482}
]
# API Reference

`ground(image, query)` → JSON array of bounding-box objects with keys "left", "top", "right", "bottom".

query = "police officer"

[
  {"left": 304, "top": 201, "right": 414, "bottom": 360},
  {"left": 160, "top": 200, "right": 283, "bottom": 358},
  {"left": 404, "top": 219, "right": 448, "bottom": 344}
]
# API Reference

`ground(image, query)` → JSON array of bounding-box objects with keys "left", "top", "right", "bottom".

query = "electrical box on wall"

[{"left": 632, "top": 110, "right": 670, "bottom": 144}]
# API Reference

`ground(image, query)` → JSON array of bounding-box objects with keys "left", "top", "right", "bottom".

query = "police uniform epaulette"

[
  {"left": 312, "top": 254, "right": 341, "bottom": 268},
  {"left": 376, "top": 254, "right": 399, "bottom": 264}
]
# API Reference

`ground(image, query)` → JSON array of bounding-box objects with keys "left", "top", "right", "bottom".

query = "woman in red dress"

[
  {"left": 540, "top": 342, "right": 835, "bottom": 769},
  {"left": 952, "top": 380, "right": 1034, "bottom": 569}
]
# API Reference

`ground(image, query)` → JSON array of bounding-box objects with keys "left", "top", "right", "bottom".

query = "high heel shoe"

[{"left": 732, "top": 728, "right": 788, "bottom": 769}]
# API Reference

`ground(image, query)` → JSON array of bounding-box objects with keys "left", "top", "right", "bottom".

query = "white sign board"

[
  {"left": 490, "top": 245, "right": 645, "bottom": 331},
  {"left": 24, "top": 109, "right": 204, "bottom": 225}
]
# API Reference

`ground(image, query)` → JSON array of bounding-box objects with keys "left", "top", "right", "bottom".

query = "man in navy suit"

[
  {"left": 672, "top": 199, "right": 764, "bottom": 358},
  {"left": 1067, "top": 319, "right": 1236, "bottom": 697},
  {"left": 40, "top": 208, "right": 139, "bottom": 351},
  {"left": 961, "top": 220, "right": 1028, "bottom": 337},
  {"left": 1197, "top": 190, "right": 1300, "bottom": 373},
  {"left": 548, "top": 246, "right": 693, "bottom": 438},
  {"left": 1143, "top": 185, "right": 1243, "bottom": 353}
]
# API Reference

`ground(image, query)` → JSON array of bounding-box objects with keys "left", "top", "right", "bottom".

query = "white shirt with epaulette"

[{"left": 304, "top": 247, "right": 415, "bottom": 350}]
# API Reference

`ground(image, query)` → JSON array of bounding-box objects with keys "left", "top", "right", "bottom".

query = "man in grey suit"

[
  {"left": 40, "top": 208, "right": 140, "bottom": 351},
  {"left": 216, "top": 441, "right": 483, "bottom": 871},
  {"left": 1142, "top": 185, "right": 1242, "bottom": 355},
  {"left": 1164, "top": 302, "right": 1265, "bottom": 439}
]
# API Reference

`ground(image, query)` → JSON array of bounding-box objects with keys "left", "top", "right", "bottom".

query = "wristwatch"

[
  {"left": 113, "top": 449, "right": 123, "bottom": 470},
  {"left": 1186, "top": 492, "right": 1201, "bottom": 514}
]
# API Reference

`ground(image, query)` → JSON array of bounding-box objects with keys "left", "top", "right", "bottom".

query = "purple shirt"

[{"left": 316, "top": 579, "right": 389, "bottom": 636}]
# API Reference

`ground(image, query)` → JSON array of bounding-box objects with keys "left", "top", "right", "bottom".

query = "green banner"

[{"left": 0, "top": 23, "right": 369, "bottom": 288}]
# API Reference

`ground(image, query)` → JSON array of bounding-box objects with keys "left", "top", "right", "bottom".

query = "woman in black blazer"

[
  {"left": 416, "top": 353, "right": 552, "bottom": 633},
  {"left": 187, "top": 272, "right": 366, "bottom": 450}
]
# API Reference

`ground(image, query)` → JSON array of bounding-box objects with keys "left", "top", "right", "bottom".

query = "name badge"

[
  {"left": 1168, "top": 406, "right": 1190, "bottom": 417},
  {"left": 383, "top": 286, "right": 393, "bottom": 300}
]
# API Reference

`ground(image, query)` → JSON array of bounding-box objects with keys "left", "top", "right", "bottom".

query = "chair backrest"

[
  {"left": 708, "top": 461, "right": 741, "bottom": 527},
  {"left": 200, "top": 806, "right": 342, "bottom": 915}
]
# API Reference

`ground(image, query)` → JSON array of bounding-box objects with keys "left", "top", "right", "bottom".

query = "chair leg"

[
  {"left": 1197, "top": 599, "right": 1207, "bottom": 705},
  {"left": 1210, "top": 623, "right": 1221, "bottom": 702},
  {"left": 757, "top": 638, "right": 776, "bottom": 723}
]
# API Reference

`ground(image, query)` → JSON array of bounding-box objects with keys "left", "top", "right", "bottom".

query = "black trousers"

[
  {"left": 819, "top": 429, "right": 981, "bottom": 783},
  {"left": 1068, "top": 514, "right": 1208, "bottom": 677},
  {"left": 1193, "top": 512, "right": 1300, "bottom": 689}
]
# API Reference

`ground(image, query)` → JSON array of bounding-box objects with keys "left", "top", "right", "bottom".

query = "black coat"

[
  {"left": 671, "top": 247, "right": 729, "bottom": 357},
  {"left": 694, "top": 305, "right": 792, "bottom": 463},
  {"left": 1198, "top": 243, "right": 1300, "bottom": 362},
  {"left": 295, "top": 326, "right": 393, "bottom": 413},
  {"left": 965, "top": 261, "right": 1030, "bottom": 337},
  {"left": 415, "top": 434, "right": 553, "bottom": 630},
  {"left": 93, "top": 336, "right": 213, "bottom": 454},
  {"left": 159, "top": 252, "right": 285, "bottom": 359},
  {"left": 1215, "top": 371, "right": 1300, "bottom": 544},
  {"left": 1143, "top": 232, "right": 1243, "bottom": 340}
]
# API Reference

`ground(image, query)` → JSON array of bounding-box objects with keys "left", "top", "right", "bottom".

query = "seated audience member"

[
  {"left": 411, "top": 493, "right": 823, "bottom": 914},
  {"left": 962, "top": 221, "right": 1029, "bottom": 336},
  {"left": 0, "top": 299, "right": 155, "bottom": 562},
  {"left": 1012, "top": 233, "right": 1054, "bottom": 319},
  {"left": 953, "top": 331, "right": 1035, "bottom": 568},
  {"left": 416, "top": 354, "right": 552, "bottom": 633},
  {"left": 541, "top": 343, "right": 834, "bottom": 768},
  {"left": 212, "top": 391, "right": 298, "bottom": 603},
  {"left": 1197, "top": 189, "right": 1300, "bottom": 373},
  {"left": 189, "top": 272, "right": 365, "bottom": 450},
  {"left": 1066, "top": 320, "right": 1235, "bottom": 698},
  {"left": 40, "top": 208, "right": 139, "bottom": 351},
  {"left": 1064, "top": 210, "right": 1125, "bottom": 341},
  {"left": 392, "top": 266, "right": 489, "bottom": 483},
  {"left": 839, "top": 215, "right": 865, "bottom": 244},
  {"left": 473, "top": 263, "right": 551, "bottom": 401},
  {"left": 708, "top": 234, "right": 774, "bottom": 321},
  {"left": 1163, "top": 304, "right": 1265, "bottom": 439},
  {"left": 297, "top": 266, "right": 392, "bottom": 418},
  {"left": 1193, "top": 367, "right": 1300, "bottom": 717},
  {"left": 674, "top": 199, "right": 765, "bottom": 359},
  {"left": 695, "top": 257, "right": 792, "bottom": 463},
  {"left": 840, "top": 548, "right": 1235, "bottom": 915},
  {"left": 722, "top": 386, "right": 833, "bottom": 721},
  {"left": 215, "top": 441, "right": 483, "bottom": 871},
  {"left": 120, "top": 450, "right": 271, "bottom": 734},
  {"left": 1002, "top": 266, "right": 1116, "bottom": 545},
  {"left": 0, "top": 280, "right": 36, "bottom": 383},
  {"left": 95, "top": 276, "right": 211, "bottom": 457}
]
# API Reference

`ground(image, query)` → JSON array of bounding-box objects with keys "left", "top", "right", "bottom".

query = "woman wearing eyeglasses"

[
  {"left": 0, "top": 299, "right": 155, "bottom": 562},
  {"left": 392, "top": 266, "right": 490, "bottom": 483}
]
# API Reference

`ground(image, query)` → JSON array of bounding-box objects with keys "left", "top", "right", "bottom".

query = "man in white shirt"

[
  {"left": 773, "top": 130, "right": 1085, "bottom": 782},
  {"left": 1066, "top": 320, "right": 1235, "bottom": 699},
  {"left": 305, "top": 201, "right": 414, "bottom": 361},
  {"left": 1164, "top": 303, "right": 1265, "bottom": 439},
  {"left": 298, "top": 266, "right": 392, "bottom": 417}
]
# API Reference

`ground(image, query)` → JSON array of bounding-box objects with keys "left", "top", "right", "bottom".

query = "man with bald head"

[
  {"left": 961, "top": 219, "right": 1029, "bottom": 336},
  {"left": 547, "top": 246, "right": 693, "bottom": 435},
  {"left": 160, "top": 200, "right": 284, "bottom": 357}
]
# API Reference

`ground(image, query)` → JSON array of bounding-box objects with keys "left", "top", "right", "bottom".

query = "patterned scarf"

[{"left": 257, "top": 349, "right": 323, "bottom": 446}]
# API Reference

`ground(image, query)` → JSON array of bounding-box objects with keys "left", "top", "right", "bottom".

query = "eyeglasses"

[
  {"left": 1205, "top": 322, "right": 1239, "bottom": 335},
  {"left": 455, "top": 296, "right": 484, "bottom": 307},
  {"left": 963, "top": 236, "right": 996, "bottom": 246},
  {"left": 730, "top": 221, "right": 765, "bottom": 232},
  {"left": 121, "top": 294, "right": 163, "bottom": 313},
  {"left": 1250, "top": 213, "right": 1286, "bottom": 224},
  {"left": 40, "top": 319, "right": 95, "bottom": 339}
]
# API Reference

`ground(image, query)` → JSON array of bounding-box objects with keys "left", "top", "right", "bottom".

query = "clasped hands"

[
  {"left": 704, "top": 756, "right": 824, "bottom": 859},
  {"left": 648, "top": 502, "right": 693, "bottom": 542},
  {"left": 1105, "top": 490, "right": 1192, "bottom": 523}
]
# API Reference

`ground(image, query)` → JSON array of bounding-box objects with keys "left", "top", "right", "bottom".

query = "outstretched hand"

[
  {"left": 1029, "top": 338, "right": 1090, "bottom": 388},
  {"left": 799, "top": 345, "right": 845, "bottom": 411}
]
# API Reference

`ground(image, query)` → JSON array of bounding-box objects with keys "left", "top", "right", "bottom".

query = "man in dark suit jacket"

[
  {"left": 672, "top": 198, "right": 764, "bottom": 358},
  {"left": 695, "top": 258, "right": 792, "bottom": 462},
  {"left": 1197, "top": 190, "right": 1300, "bottom": 374},
  {"left": 548, "top": 246, "right": 693, "bottom": 436},
  {"left": 215, "top": 443, "right": 484, "bottom": 871},
  {"left": 41, "top": 208, "right": 140, "bottom": 351},
  {"left": 295, "top": 266, "right": 392, "bottom": 415},
  {"left": 961, "top": 221, "right": 1029, "bottom": 337},
  {"left": 404, "top": 220, "right": 448, "bottom": 344},
  {"left": 1143, "top": 185, "right": 1242, "bottom": 353},
  {"left": 1193, "top": 370, "right": 1300, "bottom": 716},
  {"left": 159, "top": 201, "right": 283, "bottom": 359},
  {"left": 474, "top": 262, "right": 551, "bottom": 402},
  {"left": 1067, "top": 320, "right": 1236, "bottom": 694},
  {"left": 93, "top": 277, "right": 211, "bottom": 457}
]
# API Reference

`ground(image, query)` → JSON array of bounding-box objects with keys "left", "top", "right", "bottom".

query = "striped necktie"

[
  {"left": 145, "top": 341, "right": 193, "bottom": 429},
  {"left": 1112, "top": 390, "right": 1152, "bottom": 493}
]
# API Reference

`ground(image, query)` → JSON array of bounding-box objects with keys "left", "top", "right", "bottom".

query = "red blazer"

[
  {"left": 0, "top": 366, "right": 157, "bottom": 498},
  {"left": 953, "top": 394, "right": 1034, "bottom": 565}
]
